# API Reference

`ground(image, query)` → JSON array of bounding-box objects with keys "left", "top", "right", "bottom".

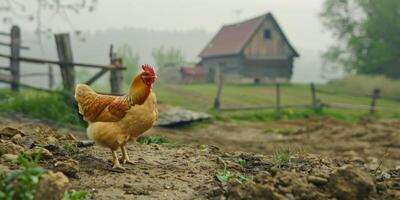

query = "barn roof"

[{"left": 199, "top": 13, "right": 299, "bottom": 58}]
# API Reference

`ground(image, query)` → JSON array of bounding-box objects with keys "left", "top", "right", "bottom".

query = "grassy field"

[
  {"left": 1, "top": 81, "right": 400, "bottom": 126},
  {"left": 154, "top": 83, "right": 400, "bottom": 119}
]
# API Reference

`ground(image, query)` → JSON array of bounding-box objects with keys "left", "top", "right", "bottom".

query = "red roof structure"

[{"left": 199, "top": 13, "right": 299, "bottom": 58}]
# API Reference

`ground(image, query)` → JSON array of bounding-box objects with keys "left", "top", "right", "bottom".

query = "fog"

[{"left": 1, "top": 0, "right": 338, "bottom": 83}]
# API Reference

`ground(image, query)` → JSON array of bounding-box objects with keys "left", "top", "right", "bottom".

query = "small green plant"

[
  {"left": 62, "top": 190, "right": 88, "bottom": 200},
  {"left": 214, "top": 170, "right": 252, "bottom": 186},
  {"left": 198, "top": 144, "right": 209, "bottom": 150},
  {"left": 62, "top": 143, "right": 80, "bottom": 155},
  {"left": 238, "top": 158, "right": 247, "bottom": 167},
  {"left": 215, "top": 170, "right": 236, "bottom": 186},
  {"left": 273, "top": 148, "right": 294, "bottom": 168},
  {"left": 0, "top": 148, "right": 46, "bottom": 200},
  {"left": 137, "top": 135, "right": 181, "bottom": 148}
]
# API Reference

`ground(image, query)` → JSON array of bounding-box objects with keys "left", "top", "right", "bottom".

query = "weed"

[
  {"left": 215, "top": 170, "right": 236, "bottom": 186},
  {"left": 61, "top": 143, "right": 80, "bottom": 155},
  {"left": 137, "top": 135, "right": 181, "bottom": 148},
  {"left": 238, "top": 158, "right": 247, "bottom": 167},
  {"left": 198, "top": 144, "right": 209, "bottom": 150},
  {"left": 273, "top": 147, "right": 295, "bottom": 168},
  {"left": 0, "top": 148, "right": 46, "bottom": 200},
  {"left": 214, "top": 170, "right": 252, "bottom": 186},
  {"left": 62, "top": 190, "right": 88, "bottom": 200}
]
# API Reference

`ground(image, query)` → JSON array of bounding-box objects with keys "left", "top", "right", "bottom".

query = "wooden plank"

[
  {"left": 220, "top": 104, "right": 310, "bottom": 111},
  {"left": 0, "top": 73, "right": 12, "bottom": 83},
  {"left": 276, "top": 83, "right": 281, "bottom": 111},
  {"left": 213, "top": 64, "right": 225, "bottom": 109},
  {"left": 10, "top": 26, "right": 20, "bottom": 91},
  {"left": 21, "top": 73, "right": 49, "bottom": 77},
  {"left": 0, "top": 32, "right": 10, "bottom": 36},
  {"left": 0, "top": 66, "right": 10, "bottom": 70},
  {"left": 109, "top": 45, "right": 124, "bottom": 95},
  {"left": 0, "top": 42, "right": 29, "bottom": 50},
  {"left": 55, "top": 33, "right": 75, "bottom": 94},
  {"left": 85, "top": 69, "right": 108, "bottom": 85},
  {"left": 0, "top": 53, "right": 126, "bottom": 70}
]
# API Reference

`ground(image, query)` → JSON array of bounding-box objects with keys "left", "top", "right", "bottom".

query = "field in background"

[{"left": 155, "top": 83, "right": 400, "bottom": 119}]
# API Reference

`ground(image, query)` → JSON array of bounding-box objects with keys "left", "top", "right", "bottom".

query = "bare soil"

[{"left": 0, "top": 115, "right": 399, "bottom": 199}]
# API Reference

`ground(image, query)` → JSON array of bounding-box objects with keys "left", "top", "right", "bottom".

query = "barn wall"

[
  {"left": 243, "top": 17, "right": 292, "bottom": 58},
  {"left": 241, "top": 59, "right": 293, "bottom": 81},
  {"left": 200, "top": 56, "right": 244, "bottom": 83}
]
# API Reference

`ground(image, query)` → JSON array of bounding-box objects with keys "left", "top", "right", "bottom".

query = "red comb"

[{"left": 142, "top": 64, "right": 155, "bottom": 76}]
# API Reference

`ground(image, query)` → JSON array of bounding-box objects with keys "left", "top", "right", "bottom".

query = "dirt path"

[
  {"left": 0, "top": 116, "right": 399, "bottom": 199},
  {"left": 153, "top": 118, "right": 400, "bottom": 170}
]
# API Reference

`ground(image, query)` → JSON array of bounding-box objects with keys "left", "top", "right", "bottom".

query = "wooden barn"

[{"left": 198, "top": 12, "right": 299, "bottom": 83}]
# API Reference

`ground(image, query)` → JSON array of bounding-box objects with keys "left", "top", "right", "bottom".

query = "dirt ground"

[{"left": 0, "top": 115, "right": 399, "bottom": 199}]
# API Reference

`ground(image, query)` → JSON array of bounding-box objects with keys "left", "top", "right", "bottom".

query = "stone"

[
  {"left": 35, "top": 171, "right": 69, "bottom": 200},
  {"left": 11, "top": 134, "right": 23, "bottom": 144},
  {"left": 2, "top": 153, "right": 18, "bottom": 163},
  {"left": 25, "top": 147, "right": 53, "bottom": 159},
  {"left": 0, "top": 140, "right": 25, "bottom": 154},
  {"left": 54, "top": 159, "right": 80, "bottom": 178},
  {"left": 308, "top": 175, "right": 328, "bottom": 186},
  {"left": 45, "top": 136, "right": 58, "bottom": 144},
  {"left": 327, "top": 165, "right": 376, "bottom": 200},
  {"left": 0, "top": 127, "right": 25, "bottom": 137}
]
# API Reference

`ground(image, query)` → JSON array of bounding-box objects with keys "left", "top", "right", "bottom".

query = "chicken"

[{"left": 74, "top": 64, "right": 157, "bottom": 170}]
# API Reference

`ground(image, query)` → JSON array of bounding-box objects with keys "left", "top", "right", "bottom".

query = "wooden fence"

[
  {"left": 0, "top": 26, "right": 125, "bottom": 95},
  {"left": 213, "top": 67, "right": 386, "bottom": 114}
]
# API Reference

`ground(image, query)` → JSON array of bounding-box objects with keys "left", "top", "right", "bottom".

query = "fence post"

[
  {"left": 310, "top": 82, "right": 317, "bottom": 110},
  {"left": 10, "top": 25, "right": 20, "bottom": 91},
  {"left": 213, "top": 64, "right": 224, "bottom": 110},
  {"left": 109, "top": 45, "right": 124, "bottom": 95},
  {"left": 276, "top": 83, "right": 281, "bottom": 111},
  {"left": 55, "top": 33, "right": 75, "bottom": 94},
  {"left": 48, "top": 65, "right": 54, "bottom": 89},
  {"left": 370, "top": 88, "right": 380, "bottom": 114}
]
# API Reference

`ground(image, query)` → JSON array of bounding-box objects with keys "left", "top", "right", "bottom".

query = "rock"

[
  {"left": 226, "top": 182, "right": 286, "bottom": 200},
  {"left": 327, "top": 165, "right": 376, "bottom": 200},
  {"left": 35, "top": 171, "right": 69, "bottom": 200},
  {"left": 0, "top": 164, "right": 11, "bottom": 175},
  {"left": 2, "top": 153, "right": 18, "bottom": 163},
  {"left": 157, "top": 107, "right": 211, "bottom": 126},
  {"left": 0, "top": 127, "right": 25, "bottom": 138},
  {"left": 54, "top": 159, "right": 80, "bottom": 178},
  {"left": 25, "top": 147, "right": 53, "bottom": 159},
  {"left": 45, "top": 136, "right": 58, "bottom": 144},
  {"left": 0, "top": 140, "right": 25, "bottom": 154},
  {"left": 11, "top": 134, "right": 23, "bottom": 144},
  {"left": 307, "top": 175, "right": 328, "bottom": 186}
]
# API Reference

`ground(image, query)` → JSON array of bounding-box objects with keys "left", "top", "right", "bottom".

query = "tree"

[
  {"left": 151, "top": 46, "right": 185, "bottom": 68},
  {"left": 320, "top": 0, "right": 400, "bottom": 78},
  {"left": 0, "top": 0, "right": 97, "bottom": 40},
  {"left": 117, "top": 44, "right": 140, "bottom": 85}
]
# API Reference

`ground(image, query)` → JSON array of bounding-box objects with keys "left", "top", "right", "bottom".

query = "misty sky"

[{"left": 3, "top": 0, "right": 337, "bottom": 82}]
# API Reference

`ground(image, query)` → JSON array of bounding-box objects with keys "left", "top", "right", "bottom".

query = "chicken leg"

[
  {"left": 120, "top": 146, "right": 135, "bottom": 165},
  {"left": 111, "top": 149, "right": 125, "bottom": 170}
]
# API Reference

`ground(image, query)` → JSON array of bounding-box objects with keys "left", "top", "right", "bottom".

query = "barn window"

[{"left": 264, "top": 29, "right": 272, "bottom": 39}]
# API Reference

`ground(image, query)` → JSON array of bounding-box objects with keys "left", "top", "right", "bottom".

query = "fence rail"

[
  {"left": 0, "top": 26, "right": 126, "bottom": 96},
  {"left": 212, "top": 61, "right": 387, "bottom": 114}
]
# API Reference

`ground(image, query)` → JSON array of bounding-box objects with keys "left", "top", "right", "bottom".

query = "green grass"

[
  {"left": 273, "top": 147, "right": 296, "bottom": 168},
  {"left": 0, "top": 89, "right": 83, "bottom": 127},
  {"left": 155, "top": 83, "right": 400, "bottom": 121}
]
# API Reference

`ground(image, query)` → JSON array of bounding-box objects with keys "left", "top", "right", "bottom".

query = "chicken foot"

[
  {"left": 111, "top": 149, "right": 125, "bottom": 170},
  {"left": 120, "top": 146, "right": 135, "bottom": 165}
]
